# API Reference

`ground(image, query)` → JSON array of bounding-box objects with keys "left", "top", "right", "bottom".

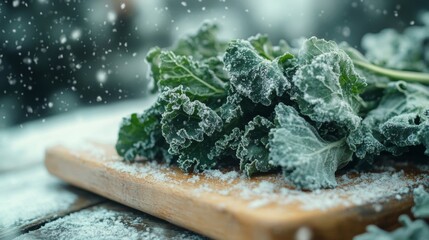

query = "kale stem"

[{"left": 353, "top": 60, "right": 429, "bottom": 85}]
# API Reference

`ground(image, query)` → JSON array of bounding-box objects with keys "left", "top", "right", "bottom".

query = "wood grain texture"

[
  {"left": 45, "top": 144, "right": 427, "bottom": 240},
  {"left": 0, "top": 165, "right": 103, "bottom": 240},
  {"left": 15, "top": 202, "right": 205, "bottom": 240}
]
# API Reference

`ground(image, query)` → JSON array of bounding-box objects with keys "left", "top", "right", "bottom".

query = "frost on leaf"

[
  {"left": 160, "top": 87, "right": 223, "bottom": 172},
  {"left": 202, "top": 56, "right": 229, "bottom": 81},
  {"left": 158, "top": 51, "right": 227, "bottom": 97},
  {"left": 412, "top": 186, "right": 429, "bottom": 218},
  {"left": 115, "top": 103, "right": 172, "bottom": 163},
  {"left": 269, "top": 103, "right": 353, "bottom": 190},
  {"left": 248, "top": 34, "right": 292, "bottom": 60},
  {"left": 209, "top": 128, "right": 243, "bottom": 161},
  {"left": 292, "top": 37, "right": 366, "bottom": 132},
  {"left": 224, "top": 39, "right": 290, "bottom": 106},
  {"left": 219, "top": 93, "right": 244, "bottom": 124},
  {"left": 237, "top": 116, "right": 276, "bottom": 176},
  {"left": 348, "top": 82, "right": 429, "bottom": 159}
]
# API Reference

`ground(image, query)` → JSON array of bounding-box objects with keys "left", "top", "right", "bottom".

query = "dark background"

[{"left": 1, "top": 0, "right": 428, "bottom": 129}]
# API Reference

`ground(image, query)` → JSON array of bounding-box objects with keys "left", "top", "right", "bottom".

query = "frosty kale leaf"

[
  {"left": 412, "top": 186, "right": 429, "bottom": 218},
  {"left": 248, "top": 34, "right": 292, "bottom": 61},
  {"left": 145, "top": 22, "right": 227, "bottom": 94},
  {"left": 348, "top": 82, "right": 429, "bottom": 159},
  {"left": 160, "top": 87, "right": 223, "bottom": 155},
  {"left": 158, "top": 51, "right": 227, "bottom": 97},
  {"left": 292, "top": 37, "right": 367, "bottom": 132},
  {"left": 117, "top": 22, "right": 429, "bottom": 191},
  {"left": 269, "top": 103, "right": 353, "bottom": 190},
  {"left": 209, "top": 128, "right": 243, "bottom": 162},
  {"left": 218, "top": 92, "right": 245, "bottom": 124},
  {"left": 237, "top": 116, "right": 276, "bottom": 176},
  {"left": 115, "top": 104, "right": 172, "bottom": 163},
  {"left": 224, "top": 39, "right": 291, "bottom": 106}
]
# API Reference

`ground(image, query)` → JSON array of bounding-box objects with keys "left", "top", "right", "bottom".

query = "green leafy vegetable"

[
  {"left": 115, "top": 103, "right": 172, "bottom": 163},
  {"left": 158, "top": 51, "right": 227, "bottom": 97},
  {"left": 269, "top": 103, "right": 352, "bottom": 189},
  {"left": 292, "top": 37, "right": 366, "bottom": 132},
  {"left": 224, "top": 39, "right": 290, "bottom": 106},
  {"left": 160, "top": 86, "right": 223, "bottom": 172},
  {"left": 117, "top": 21, "right": 429, "bottom": 192},
  {"left": 237, "top": 116, "right": 276, "bottom": 176},
  {"left": 348, "top": 81, "right": 429, "bottom": 159}
]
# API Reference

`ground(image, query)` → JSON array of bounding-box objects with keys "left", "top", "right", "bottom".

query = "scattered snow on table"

[
  {"left": 69, "top": 142, "right": 429, "bottom": 211},
  {"left": 0, "top": 166, "right": 78, "bottom": 229},
  {"left": 15, "top": 206, "right": 204, "bottom": 240},
  {"left": 0, "top": 97, "right": 156, "bottom": 171}
]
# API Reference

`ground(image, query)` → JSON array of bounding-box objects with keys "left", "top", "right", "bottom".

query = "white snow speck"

[{"left": 96, "top": 70, "right": 107, "bottom": 83}]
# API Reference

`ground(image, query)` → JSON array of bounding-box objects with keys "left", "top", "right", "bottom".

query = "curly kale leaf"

[
  {"left": 348, "top": 82, "right": 429, "bottom": 159},
  {"left": 209, "top": 128, "right": 243, "bottom": 161},
  {"left": 202, "top": 56, "right": 230, "bottom": 82},
  {"left": 237, "top": 116, "right": 276, "bottom": 176},
  {"left": 224, "top": 39, "right": 290, "bottom": 106},
  {"left": 412, "top": 186, "right": 429, "bottom": 218},
  {"left": 172, "top": 21, "right": 227, "bottom": 61},
  {"left": 158, "top": 51, "right": 227, "bottom": 98},
  {"left": 354, "top": 215, "right": 429, "bottom": 240},
  {"left": 248, "top": 34, "right": 292, "bottom": 60},
  {"left": 159, "top": 87, "right": 223, "bottom": 172},
  {"left": 218, "top": 92, "right": 244, "bottom": 124},
  {"left": 292, "top": 37, "right": 366, "bottom": 132},
  {"left": 269, "top": 103, "right": 353, "bottom": 190},
  {"left": 145, "top": 22, "right": 227, "bottom": 94},
  {"left": 115, "top": 104, "right": 172, "bottom": 163}
]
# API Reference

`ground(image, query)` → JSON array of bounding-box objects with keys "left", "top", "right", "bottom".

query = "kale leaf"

[
  {"left": 159, "top": 87, "right": 223, "bottom": 170},
  {"left": 348, "top": 82, "right": 429, "bottom": 159},
  {"left": 115, "top": 103, "right": 172, "bottom": 163},
  {"left": 237, "top": 116, "right": 276, "bottom": 176},
  {"left": 291, "top": 37, "right": 366, "bottom": 132},
  {"left": 224, "top": 39, "right": 290, "bottom": 106},
  {"left": 269, "top": 103, "right": 353, "bottom": 190},
  {"left": 158, "top": 51, "right": 227, "bottom": 97},
  {"left": 117, "top": 22, "right": 429, "bottom": 192}
]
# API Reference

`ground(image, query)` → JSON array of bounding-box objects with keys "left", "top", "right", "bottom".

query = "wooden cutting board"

[{"left": 44, "top": 143, "right": 428, "bottom": 240}]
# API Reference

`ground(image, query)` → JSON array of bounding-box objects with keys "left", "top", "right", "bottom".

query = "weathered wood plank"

[
  {"left": 0, "top": 165, "right": 104, "bottom": 239},
  {"left": 45, "top": 143, "right": 429, "bottom": 240},
  {"left": 15, "top": 202, "right": 206, "bottom": 240}
]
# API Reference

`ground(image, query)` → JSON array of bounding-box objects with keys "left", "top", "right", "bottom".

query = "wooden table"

[
  {"left": 0, "top": 99, "right": 205, "bottom": 240},
  {"left": 0, "top": 164, "right": 205, "bottom": 240}
]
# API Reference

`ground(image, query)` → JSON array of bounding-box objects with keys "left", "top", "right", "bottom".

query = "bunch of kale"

[{"left": 116, "top": 20, "right": 429, "bottom": 190}]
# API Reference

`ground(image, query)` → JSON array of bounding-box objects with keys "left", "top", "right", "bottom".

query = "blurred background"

[{"left": 1, "top": 0, "right": 428, "bottom": 128}]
